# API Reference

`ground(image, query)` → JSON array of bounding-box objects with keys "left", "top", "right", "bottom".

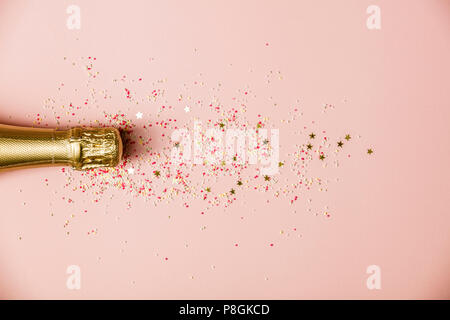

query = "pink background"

[{"left": 0, "top": 0, "right": 449, "bottom": 299}]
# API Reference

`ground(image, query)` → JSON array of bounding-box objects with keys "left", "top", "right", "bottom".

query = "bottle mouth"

[{"left": 69, "top": 127, "right": 123, "bottom": 170}]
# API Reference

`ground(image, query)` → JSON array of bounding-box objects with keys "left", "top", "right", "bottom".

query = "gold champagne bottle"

[{"left": 0, "top": 124, "right": 123, "bottom": 171}]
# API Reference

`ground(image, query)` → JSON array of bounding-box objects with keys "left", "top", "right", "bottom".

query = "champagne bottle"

[{"left": 0, "top": 124, "right": 123, "bottom": 171}]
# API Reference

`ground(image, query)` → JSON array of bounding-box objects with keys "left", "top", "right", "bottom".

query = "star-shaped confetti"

[{"left": 50, "top": 59, "right": 376, "bottom": 224}]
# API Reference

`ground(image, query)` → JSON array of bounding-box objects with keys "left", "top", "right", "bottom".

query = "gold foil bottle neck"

[
  {"left": 69, "top": 127, "right": 123, "bottom": 170},
  {"left": 0, "top": 124, "right": 123, "bottom": 171}
]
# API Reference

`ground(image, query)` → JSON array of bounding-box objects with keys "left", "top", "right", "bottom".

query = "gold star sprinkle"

[
  {"left": 345, "top": 134, "right": 351, "bottom": 141},
  {"left": 337, "top": 141, "right": 344, "bottom": 147},
  {"left": 367, "top": 148, "right": 373, "bottom": 155},
  {"left": 309, "top": 133, "right": 316, "bottom": 139},
  {"left": 264, "top": 175, "right": 271, "bottom": 181},
  {"left": 319, "top": 154, "right": 326, "bottom": 161}
]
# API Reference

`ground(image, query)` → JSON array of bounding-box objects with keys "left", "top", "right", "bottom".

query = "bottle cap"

[{"left": 69, "top": 127, "right": 123, "bottom": 170}]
